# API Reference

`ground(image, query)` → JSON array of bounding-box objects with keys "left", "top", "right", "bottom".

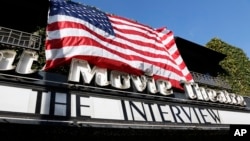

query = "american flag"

[{"left": 45, "top": 0, "right": 193, "bottom": 90}]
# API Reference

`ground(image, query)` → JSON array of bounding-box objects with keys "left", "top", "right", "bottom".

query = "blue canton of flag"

[{"left": 49, "top": 0, "right": 115, "bottom": 35}]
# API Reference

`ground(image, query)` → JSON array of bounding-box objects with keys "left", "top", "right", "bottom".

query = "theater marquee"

[
  {"left": 0, "top": 49, "right": 246, "bottom": 106},
  {"left": 0, "top": 49, "right": 249, "bottom": 129},
  {"left": 0, "top": 83, "right": 249, "bottom": 127}
]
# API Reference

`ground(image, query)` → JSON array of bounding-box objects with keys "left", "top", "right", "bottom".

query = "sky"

[{"left": 74, "top": 0, "right": 250, "bottom": 58}]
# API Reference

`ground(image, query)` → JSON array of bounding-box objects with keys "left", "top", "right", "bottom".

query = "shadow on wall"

[{"left": 0, "top": 0, "right": 49, "bottom": 32}]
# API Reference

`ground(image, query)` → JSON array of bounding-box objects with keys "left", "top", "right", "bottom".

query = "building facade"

[{"left": 0, "top": 0, "right": 249, "bottom": 138}]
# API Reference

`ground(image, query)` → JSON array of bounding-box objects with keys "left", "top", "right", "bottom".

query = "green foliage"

[
  {"left": 32, "top": 27, "right": 46, "bottom": 70},
  {"left": 206, "top": 38, "right": 250, "bottom": 96}
]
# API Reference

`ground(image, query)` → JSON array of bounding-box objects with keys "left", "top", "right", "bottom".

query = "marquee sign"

[
  {"left": 0, "top": 84, "right": 249, "bottom": 127},
  {"left": 0, "top": 48, "right": 249, "bottom": 130},
  {"left": 0, "top": 49, "right": 247, "bottom": 107}
]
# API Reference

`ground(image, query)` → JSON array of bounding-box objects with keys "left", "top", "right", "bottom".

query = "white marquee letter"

[
  {"left": 0, "top": 50, "right": 16, "bottom": 70},
  {"left": 199, "top": 87, "right": 210, "bottom": 101},
  {"left": 216, "top": 91, "right": 227, "bottom": 103},
  {"left": 110, "top": 70, "right": 130, "bottom": 89},
  {"left": 16, "top": 50, "right": 38, "bottom": 74},
  {"left": 206, "top": 89, "right": 217, "bottom": 102},
  {"left": 147, "top": 77, "right": 157, "bottom": 94},
  {"left": 156, "top": 79, "right": 173, "bottom": 96},
  {"left": 236, "top": 95, "right": 246, "bottom": 106},
  {"left": 131, "top": 75, "right": 147, "bottom": 92},
  {"left": 180, "top": 81, "right": 197, "bottom": 99},
  {"left": 68, "top": 58, "right": 109, "bottom": 86}
]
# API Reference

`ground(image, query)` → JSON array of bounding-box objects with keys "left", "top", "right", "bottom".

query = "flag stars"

[{"left": 50, "top": 0, "right": 115, "bottom": 35}]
